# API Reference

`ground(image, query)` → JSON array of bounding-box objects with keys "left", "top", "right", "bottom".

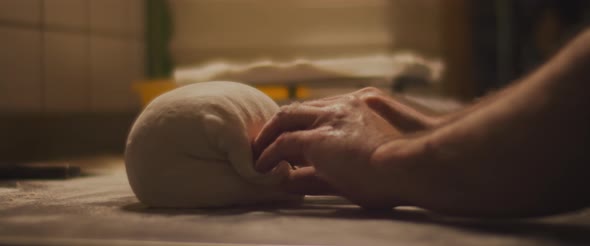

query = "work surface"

[{"left": 1, "top": 157, "right": 589, "bottom": 246}]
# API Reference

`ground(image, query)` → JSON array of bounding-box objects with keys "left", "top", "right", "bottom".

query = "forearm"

[
  {"left": 434, "top": 82, "right": 518, "bottom": 126},
  {"left": 374, "top": 30, "right": 590, "bottom": 217}
]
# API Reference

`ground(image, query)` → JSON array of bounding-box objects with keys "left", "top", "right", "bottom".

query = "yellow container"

[
  {"left": 133, "top": 80, "right": 310, "bottom": 107},
  {"left": 133, "top": 80, "right": 178, "bottom": 107}
]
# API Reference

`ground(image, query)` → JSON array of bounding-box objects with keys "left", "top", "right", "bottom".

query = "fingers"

[
  {"left": 364, "top": 95, "right": 432, "bottom": 132},
  {"left": 281, "top": 166, "right": 338, "bottom": 195},
  {"left": 302, "top": 94, "right": 350, "bottom": 107},
  {"left": 253, "top": 104, "right": 324, "bottom": 158},
  {"left": 303, "top": 87, "right": 385, "bottom": 107},
  {"left": 255, "top": 130, "right": 316, "bottom": 173}
]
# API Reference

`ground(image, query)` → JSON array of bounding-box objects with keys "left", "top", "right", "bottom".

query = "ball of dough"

[{"left": 125, "top": 81, "right": 301, "bottom": 208}]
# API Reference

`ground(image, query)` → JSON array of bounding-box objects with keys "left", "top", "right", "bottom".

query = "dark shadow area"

[
  {"left": 121, "top": 198, "right": 310, "bottom": 217},
  {"left": 0, "top": 112, "right": 138, "bottom": 163},
  {"left": 282, "top": 207, "right": 590, "bottom": 245},
  {"left": 121, "top": 198, "right": 590, "bottom": 245},
  {"left": 276, "top": 205, "right": 590, "bottom": 245}
]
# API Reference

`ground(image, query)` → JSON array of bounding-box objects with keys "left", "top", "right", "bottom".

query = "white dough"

[{"left": 125, "top": 81, "right": 301, "bottom": 208}]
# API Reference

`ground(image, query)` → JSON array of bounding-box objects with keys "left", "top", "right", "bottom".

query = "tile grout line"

[
  {"left": 87, "top": 0, "right": 93, "bottom": 112},
  {"left": 0, "top": 21, "right": 144, "bottom": 41},
  {"left": 40, "top": 0, "right": 46, "bottom": 113}
]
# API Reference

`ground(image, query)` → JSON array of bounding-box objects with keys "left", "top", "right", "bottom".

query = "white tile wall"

[
  {"left": 90, "top": 36, "right": 143, "bottom": 112},
  {"left": 44, "top": 32, "right": 90, "bottom": 112},
  {"left": 0, "top": 0, "right": 42, "bottom": 25},
  {"left": 44, "top": 0, "right": 89, "bottom": 30},
  {"left": 0, "top": 0, "right": 145, "bottom": 113},
  {"left": 0, "top": 26, "right": 43, "bottom": 112},
  {"left": 89, "top": 0, "right": 144, "bottom": 37}
]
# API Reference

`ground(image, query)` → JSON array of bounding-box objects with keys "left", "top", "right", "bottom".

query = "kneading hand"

[{"left": 253, "top": 87, "right": 408, "bottom": 208}]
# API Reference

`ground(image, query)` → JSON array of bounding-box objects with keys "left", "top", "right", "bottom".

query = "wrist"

[{"left": 370, "top": 134, "right": 436, "bottom": 206}]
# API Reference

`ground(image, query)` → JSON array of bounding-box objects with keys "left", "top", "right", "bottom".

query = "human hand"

[
  {"left": 253, "top": 87, "right": 407, "bottom": 208},
  {"left": 361, "top": 89, "right": 440, "bottom": 133}
]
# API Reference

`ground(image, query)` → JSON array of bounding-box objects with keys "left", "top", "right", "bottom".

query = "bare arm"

[{"left": 372, "top": 30, "right": 590, "bottom": 217}]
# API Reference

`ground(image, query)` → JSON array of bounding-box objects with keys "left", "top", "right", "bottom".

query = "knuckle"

[
  {"left": 358, "top": 86, "right": 384, "bottom": 96},
  {"left": 362, "top": 94, "right": 386, "bottom": 104},
  {"left": 275, "top": 132, "right": 292, "bottom": 145},
  {"left": 355, "top": 87, "right": 388, "bottom": 105},
  {"left": 278, "top": 102, "right": 300, "bottom": 115},
  {"left": 277, "top": 105, "right": 290, "bottom": 115},
  {"left": 333, "top": 109, "right": 347, "bottom": 119},
  {"left": 274, "top": 110, "right": 287, "bottom": 120},
  {"left": 302, "top": 99, "right": 321, "bottom": 106},
  {"left": 275, "top": 105, "right": 293, "bottom": 120},
  {"left": 349, "top": 96, "right": 364, "bottom": 107},
  {"left": 323, "top": 107, "right": 344, "bottom": 120}
]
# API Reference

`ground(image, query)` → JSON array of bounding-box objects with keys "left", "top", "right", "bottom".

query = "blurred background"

[{"left": 1, "top": 0, "right": 589, "bottom": 163}]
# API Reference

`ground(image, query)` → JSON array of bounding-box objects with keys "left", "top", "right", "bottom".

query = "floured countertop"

[{"left": 1, "top": 156, "right": 590, "bottom": 246}]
